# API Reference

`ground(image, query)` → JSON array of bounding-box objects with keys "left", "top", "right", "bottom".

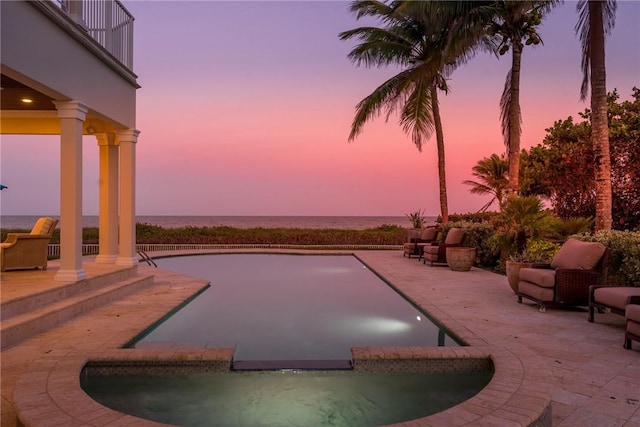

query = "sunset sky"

[{"left": 1, "top": 0, "right": 639, "bottom": 217}]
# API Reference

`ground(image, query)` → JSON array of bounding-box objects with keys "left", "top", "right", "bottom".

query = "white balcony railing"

[{"left": 53, "top": 0, "right": 134, "bottom": 70}]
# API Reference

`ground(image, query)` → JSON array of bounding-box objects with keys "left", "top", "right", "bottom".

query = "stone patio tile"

[
  {"left": 551, "top": 387, "right": 591, "bottom": 406},
  {"left": 557, "top": 407, "right": 627, "bottom": 427}
]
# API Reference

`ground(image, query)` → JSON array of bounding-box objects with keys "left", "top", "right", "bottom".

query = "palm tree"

[
  {"left": 463, "top": 153, "right": 509, "bottom": 211},
  {"left": 575, "top": 0, "right": 616, "bottom": 231},
  {"left": 339, "top": 1, "right": 482, "bottom": 223},
  {"left": 487, "top": 1, "right": 556, "bottom": 195}
]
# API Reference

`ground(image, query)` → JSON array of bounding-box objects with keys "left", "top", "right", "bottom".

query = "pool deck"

[{"left": 1, "top": 249, "right": 639, "bottom": 426}]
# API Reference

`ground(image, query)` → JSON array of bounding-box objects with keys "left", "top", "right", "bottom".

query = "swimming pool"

[
  {"left": 82, "top": 369, "right": 492, "bottom": 427},
  {"left": 128, "top": 254, "right": 459, "bottom": 369}
]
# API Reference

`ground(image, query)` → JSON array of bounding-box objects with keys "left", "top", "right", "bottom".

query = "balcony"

[{"left": 52, "top": 0, "right": 135, "bottom": 71}]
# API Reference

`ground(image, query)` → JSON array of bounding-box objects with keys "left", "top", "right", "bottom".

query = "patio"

[{"left": 1, "top": 250, "right": 638, "bottom": 426}]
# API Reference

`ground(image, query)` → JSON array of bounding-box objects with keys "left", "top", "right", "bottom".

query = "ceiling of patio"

[{"left": 1, "top": 74, "right": 56, "bottom": 111}]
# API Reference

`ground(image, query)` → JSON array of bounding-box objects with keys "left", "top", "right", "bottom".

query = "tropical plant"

[
  {"left": 405, "top": 209, "right": 427, "bottom": 229},
  {"left": 463, "top": 153, "right": 509, "bottom": 211},
  {"left": 339, "top": 1, "right": 484, "bottom": 224},
  {"left": 492, "top": 195, "right": 551, "bottom": 260},
  {"left": 575, "top": 0, "right": 617, "bottom": 231}
]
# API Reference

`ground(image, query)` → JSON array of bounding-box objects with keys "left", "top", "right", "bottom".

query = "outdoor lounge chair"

[
  {"left": 0, "top": 217, "right": 58, "bottom": 271},
  {"left": 422, "top": 228, "right": 466, "bottom": 267},
  {"left": 517, "top": 238, "right": 610, "bottom": 312},
  {"left": 588, "top": 285, "right": 640, "bottom": 322},
  {"left": 403, "top": 226, "right": 438, "bottom": 259}
]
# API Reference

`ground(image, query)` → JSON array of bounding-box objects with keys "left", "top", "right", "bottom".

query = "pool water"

[
  {"left": 82, "top": 370, "right": 492, "bottom": 427},
  {"left": 129, "top": 254, "right": 458, "bottom": 367}
]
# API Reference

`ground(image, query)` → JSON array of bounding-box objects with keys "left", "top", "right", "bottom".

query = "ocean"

[{"left": 0, "top": 215, "right": 438, "bottom": 230}]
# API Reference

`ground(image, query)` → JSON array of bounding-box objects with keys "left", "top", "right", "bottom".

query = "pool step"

[
  {"left": 232, "top": 360, "right": 353, "bottom": 370},
  {"left": 1, "top": 273, "right": 155, "bottom": 349},
  {"left": 1, "top": 266, "right": 139, "bottom": 321}
]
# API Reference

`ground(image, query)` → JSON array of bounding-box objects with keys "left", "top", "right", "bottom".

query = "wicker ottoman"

[{"left": 588, "top": 286, "right": 640, "bottom": 322}]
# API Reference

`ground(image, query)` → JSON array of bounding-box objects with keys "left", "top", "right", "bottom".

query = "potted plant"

[{"left": 493, "top": 196, "right": 550, "bottom": 293}]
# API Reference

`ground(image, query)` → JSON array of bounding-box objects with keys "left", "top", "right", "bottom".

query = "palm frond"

[
  {"left": 399, "top": 76, "right": 435, "bottom": 150},
  {"left": 348, "top": 71, "right": 413, "bottom": 142},
  {"left": 340, "top": 27, "right": 414, "bottom": 67},
  {"left": 575, "top": 0, "right": 617, "bottom": 100},
  {"left": 500, "top": 68, "right": 513, "bottom": 149}
]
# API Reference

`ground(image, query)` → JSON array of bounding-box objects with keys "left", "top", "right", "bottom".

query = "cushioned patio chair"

[
  {"left": 625, "top": 303, "right": 640, "bottom": 350},
  {"left": 588, "top": 285, "right": 640, "bottom": 322},
  {"left": 403, "top": 226, "right": 438, "bottom": 259},
  {"left": 422, "top": 228, "right": 466, "bottom": 267},
  {"left": 0, "top": 217, "right": 58, "bottom": 271},
  {"left": 517, "top": 238, "right": 609, "bottom": 312}
]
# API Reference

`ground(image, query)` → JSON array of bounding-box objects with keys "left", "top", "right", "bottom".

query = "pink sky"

[{"left": 1, "top": 1, "right": 639, "bottom": 217}]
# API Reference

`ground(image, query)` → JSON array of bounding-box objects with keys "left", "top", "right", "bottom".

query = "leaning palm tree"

[
  {"left": 339, "top": 1, "right": 482, "bottom": 223},
  {"left": 463, "top": 153, "right": 509, "bottom": 212},
  {"left": 487, "top": 1, "right": 556, "bottom": 195},
  {"left": 575, "top": 0, "right": 616, "bottom": 231}
]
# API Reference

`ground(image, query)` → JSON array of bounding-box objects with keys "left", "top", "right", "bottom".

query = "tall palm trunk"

[
  {"left": 507, "top": 42, "right": 523, "bottom": 195},
  {"left": 589, "top": 1, "right": 613, "bottom": 231},
  {"left": 431, "top": 85, "right": 449, "bottom": 224}
]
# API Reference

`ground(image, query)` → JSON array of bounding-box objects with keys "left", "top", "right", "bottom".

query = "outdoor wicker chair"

[
  {"left": 0, "top": 217, "right": 58, "bottom": 271},
  {"left": 517, "top": 238, "right": 610, "bottom": 312},
  {"left": 422, "top": 228, "right": 466, "bottom": 267},
  {"left": 403, "top": 226, "right": 438, "bottom": 259}
]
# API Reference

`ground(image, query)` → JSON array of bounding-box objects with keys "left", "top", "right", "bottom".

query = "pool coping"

[{"left": 10, "top": 250, "right": 553, "bottom": 426}]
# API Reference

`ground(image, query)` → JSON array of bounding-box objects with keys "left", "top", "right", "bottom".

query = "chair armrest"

[
  {"left": 531, "top": 263, "right": 552, "bottom": 269},
  {"left": 7, "top": 234, "right": 51, "bottom": 240},
  {"left": 414, "top": 238, "right": 435, "bottom": 244},
  {"left": 441, "top": 243, "right": 462, "bottom": 248},
  {"left": 2, "top": 234, "right": 52, "bottom": 247}
]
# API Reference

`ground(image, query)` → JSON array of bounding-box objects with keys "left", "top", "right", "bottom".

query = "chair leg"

[
  {"left": 539, "top": 304, "right": 546, "bottom": 313},
  {"left": 517, "top": 296, "right": 522, "bottom": 303},
  {"left": 588, "top": 305, "right": 595, "bottom": 323},
  {"left": 624, "top": 335, "right": 632, "bottom": 350}
]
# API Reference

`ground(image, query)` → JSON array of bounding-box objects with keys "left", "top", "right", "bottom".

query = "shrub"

[
  {"left": 439, "top": 221, "right": 500, "bottom": 269},
  {"left": 574, "top": 230, "right": 640, "bottom": 287}
]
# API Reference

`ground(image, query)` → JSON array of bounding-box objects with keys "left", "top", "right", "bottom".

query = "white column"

[
  {"left": 53, "top": 101, "right": 88, "bottom": 282},
  {"left": 95, "top": 133, "right": 119, "bottom": 264},
  {"left": 116, "top": 129, "right": 139, "bottom": 266}
]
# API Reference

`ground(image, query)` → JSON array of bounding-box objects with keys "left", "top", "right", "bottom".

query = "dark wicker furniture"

[
  {"left": 422, "top": 228, "right": 466, "bottom": 267},
  {"left": 402, "top": 226, "right": 438, "bottom": 259},
  {"left": 588, "top": 285, "right": 640, "bottom": 322},
  {"left": 517, "top": 241, "right": 610, "bottom": 312}
]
